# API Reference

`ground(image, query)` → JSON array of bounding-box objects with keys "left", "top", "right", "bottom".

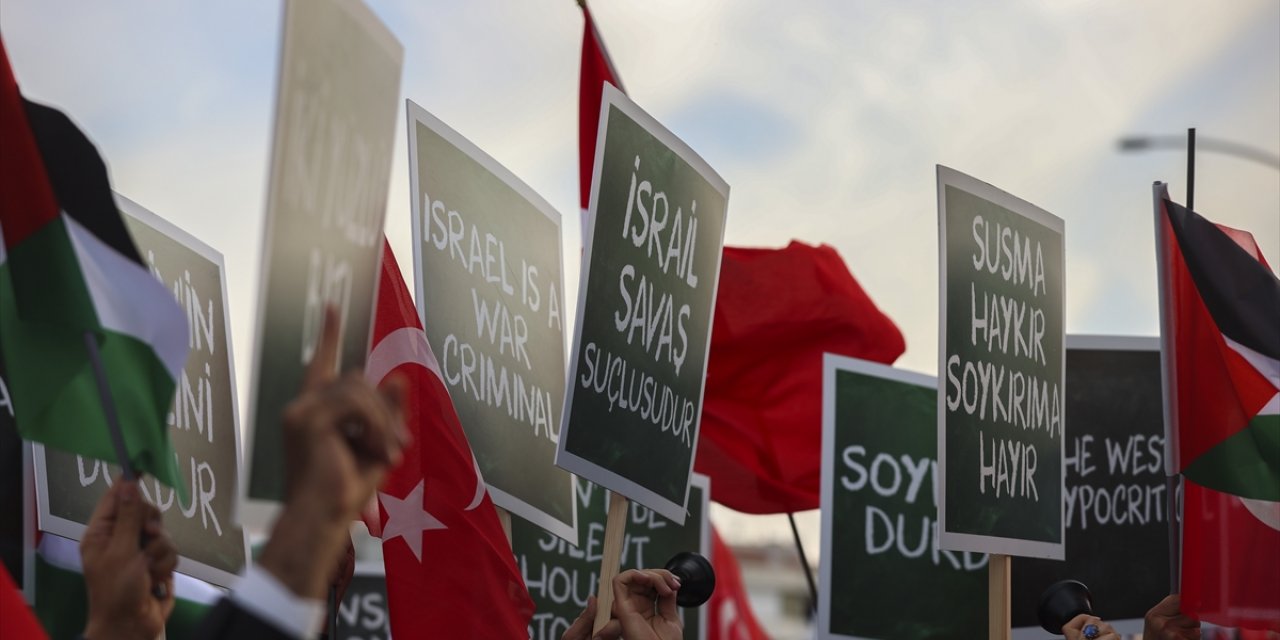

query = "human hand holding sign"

[
  {"left": 563, "top": 569, "right": 683, "bottom": 640},
  {"left": 81, "top": 480, "right": 178, "bottom": 640},
  {"left": 259, "top": 306, "right": 407, "bottom": 600}
]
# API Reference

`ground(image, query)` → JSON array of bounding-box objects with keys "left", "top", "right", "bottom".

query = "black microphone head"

[
  {"left": 1037, "top": 579, "right": 1093, "bottom": 634},
  {"left": 663, "top": 551, "right": 716, "bottom": 608}
]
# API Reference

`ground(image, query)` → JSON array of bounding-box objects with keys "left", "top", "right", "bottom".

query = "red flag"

[
  {"left": 708, "top": 528, "right": 769, "bottom": 640},
  {"left": 1, "top": 565, "right": 45, "bottom": 640},
  {"left": 365, "top": 241, "right": 534, "bottom": 638},
  {"left": 696, "top": 241, "right": 905, "bottom": 513},
  {"left": 578, "top": 2, "right": 623, "bottom": 238},
  {"left": 1154, "top": 187, "right": 1280, "bottom": 631},
  {"left": 1181, "top": 478, "right": 1280, "bottom": 632}
]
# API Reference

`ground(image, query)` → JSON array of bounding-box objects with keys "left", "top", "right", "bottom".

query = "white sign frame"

[
  {"left": 936, "top": 165, "right": 1067, "bottom": 560},
  {"left": 818, "top": 353, "right": 939, "bottom": 640},
  {"left": 1009, "top": 334, "right": 1159, "bottom": 639},
  {"left": 33, "top": 195, "right": 251, "bottom": 589},
  {"left": 555, "top": 83, "right": 730, "bottom": 525},
  {"left": 405, "top": 99, "right": 578, "bottom": 544}
]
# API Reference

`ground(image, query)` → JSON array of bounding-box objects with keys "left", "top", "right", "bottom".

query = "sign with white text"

[
  {"left": 1011, "top": 336, "right": 1168, "bottom": 638},
  {"left": 557, "top": 85, "right": 729, "bottom": 524},
  {"left": 819, "top": 355, "right": 988, "bottom": 639},
  {"left": 335, "top": 565, "right": 391, "bottom": 640},
  {"left": 248, "top": 0, "right": 404, "bottom": 501},
  {"left": 512, "top": 474, "right": 709, "bottom": 640},
  {"left": 34, "top": 195, "right": 249, "bottom": 588},
  {"left": 937, "top": 166, "right": 1065, "bottom": 559},
  {"left": 407, "top": 101, "right": 576, "bottom": 543}
]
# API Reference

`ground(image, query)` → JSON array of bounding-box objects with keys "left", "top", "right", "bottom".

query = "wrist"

[{"left": 259, "top": 501, "right": 349, "bottom": 599}]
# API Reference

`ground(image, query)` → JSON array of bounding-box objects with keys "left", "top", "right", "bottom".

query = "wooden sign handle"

[
  {"left": 593, "top": 492, "right": 629, "bottom": 633},
  {"left": 495, "top": 506, "right": 514, "bottom": 548},
  {"left": 989, "top": 553, "right": 1011, "bottom": 640}
]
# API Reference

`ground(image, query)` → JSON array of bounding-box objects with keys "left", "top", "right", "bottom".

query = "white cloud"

[{"left": 3, "top": 0, "right": 1276, "bottom": 548}]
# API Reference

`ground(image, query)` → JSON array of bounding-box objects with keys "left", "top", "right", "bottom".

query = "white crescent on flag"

[
  {"left": 365, "top": 326, "right": 443, "bottom": 385},
  {"left": 363, "top": 326, "right": 487, "bottom": 539}
]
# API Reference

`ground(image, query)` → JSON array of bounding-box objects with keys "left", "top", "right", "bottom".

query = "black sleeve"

[{"left": 190, "top": 597, "right": 298, "bottom": 640}]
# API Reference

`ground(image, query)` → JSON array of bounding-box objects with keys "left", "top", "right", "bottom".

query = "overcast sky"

[{"left": 3, "top": 0, "right": 1277, "bottom": 552}]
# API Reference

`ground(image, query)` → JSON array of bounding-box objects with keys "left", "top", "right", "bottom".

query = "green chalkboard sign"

[
  {"left": 1011, "top": 336, "right": 1168, "bottom": 637},
  {"left": 248, "top": 0, "right": 403, "bottom": 502},
  {"left": 34, "top": 195, "right": 249, "bottom": 588},
  {"left": 512, "top": 474, "right": 709, "bottom": 640},
  {"left": 819, "top": 355, "right": 988, "bottom": 639},
  {"left": 335, "top": 565, "right": 390, "bottom": 640},
  {"left": 557, "top": 85, "right": 729, "bottom": 525},
  {"left": 937, "top": 166, "right": 1065, "bottom": 559},
  {"left": 407, "top": 101, "right": 576, "bottom": 543}
]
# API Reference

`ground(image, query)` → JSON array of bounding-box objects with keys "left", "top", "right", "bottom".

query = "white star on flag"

[{"left": 379, "top": 480, "right": 445, "bottom": 562}]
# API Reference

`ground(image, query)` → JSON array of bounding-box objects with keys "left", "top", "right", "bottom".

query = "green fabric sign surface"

[
  {"left": 512, "top": 474, "right": 709, "bottom": 640},
  {"left": 408, "top": 102, "right": 576, "bottom": 543},
  {"left": 558, "top": 85, "right": 728, "bottom": 525},
  {"left": 35, "top": 196, "right": 249, "bottom": 587},
  {"left": 819, "top": 356, "right": 987, "bottom": 639},
  {"left": 937, "top": 166, "right": 1065, "bottom": 559}
]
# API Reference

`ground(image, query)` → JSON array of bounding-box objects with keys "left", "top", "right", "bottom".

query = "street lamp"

[{"left": 1118, "top": 134, "right": 1280, "bottom": 171}]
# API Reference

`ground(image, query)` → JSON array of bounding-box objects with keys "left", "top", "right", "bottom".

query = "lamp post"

[{"left": 1118, "top": 134, "right": 1280, "bottom": 171}]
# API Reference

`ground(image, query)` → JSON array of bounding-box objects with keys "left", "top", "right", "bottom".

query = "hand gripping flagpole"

[{"left": 83, "top": 330, "right": 168, "bottom": 608}]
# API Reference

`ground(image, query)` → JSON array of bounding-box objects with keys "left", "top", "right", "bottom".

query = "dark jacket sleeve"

[{"left": 190, "top": 597, "right": 298, "bottom": 640}]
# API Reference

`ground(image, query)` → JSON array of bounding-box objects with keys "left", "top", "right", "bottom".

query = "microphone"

[
  {"left": 1036, "top": 579, "right": 1093, "bottom": 634},
  {"left": 663, "top": 551, "right": 716, "bottom": 607}
]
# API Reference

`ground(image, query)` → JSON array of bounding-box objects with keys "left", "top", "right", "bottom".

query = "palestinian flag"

[
  {"left": 1154, "top": 185, "right": 1279, "bottom": 498},
  {"left": 1154, "top": 183, "right": 1280, "bottom": 630},
  {"left": 0, "top": 40, "right": 189, "bottom": 492}
]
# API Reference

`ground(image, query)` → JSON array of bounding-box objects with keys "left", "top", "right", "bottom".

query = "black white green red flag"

[
  {"left": 0, "top": 40, "right": 189, "bottom": 493},
  {"left": 1154, "top": 183, "right": 1279, "bottom": 630}
]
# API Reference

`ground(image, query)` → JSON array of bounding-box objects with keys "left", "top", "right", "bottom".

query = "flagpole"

[
  {"left": 1186, "top": 128, "right": 1196, "bottom": 211},
  {"left": 786, "top": 512, "right": 818, "bottom": 615},
  {"left": 82, "top": 331, "right": 137, "bottom": 482}
]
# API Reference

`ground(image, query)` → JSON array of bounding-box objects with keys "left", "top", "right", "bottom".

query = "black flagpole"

[
  {"left": 787, "top": 512, "right": 819, "bottom": 615},
  {"left": 1186, "top": 128, "right": 1196, "bottom": 211},
  {"left": 1165, "top": 127, "right": 1197, "bottom": 595},
  {"left": 82, "top": 331, "right": 137, "bottom": 482}
]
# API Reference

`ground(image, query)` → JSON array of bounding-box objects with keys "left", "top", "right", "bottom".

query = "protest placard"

[
  {"left": 1010, "top": 336, "right": 1168, "bottom": 638},
  {"left": 557, "top": 84, "right": 729, "bottom": 525},
  {"left": 33, "top": 195, "right": 249, "bottom": 588},
  {"left": 512, "top": 474, "right": 709, "bottom": 640},
  {"left": 406, "top": 101, "right": 576, "bottom": 542},
  {"left": 335, "top": 564, "right": 391, "bottom": 640},
  {"left": 819, "top": 355, "right": 988, "bottom": 639},
  {"left": 247, "top": 0, "right": 404, "bottom": 502},
  {"left": 937, "top": 166, "right": 1065, "bottom": 560}
]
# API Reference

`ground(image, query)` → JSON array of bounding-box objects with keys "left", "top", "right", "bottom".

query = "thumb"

[{"left": 108, "top": 481, "right": 145, "bottom": 554}]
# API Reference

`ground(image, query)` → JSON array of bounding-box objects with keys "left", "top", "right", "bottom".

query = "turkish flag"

[
  {"left": 708, "top": 528, "right": 769, "bottom": 640},
  {"left": 578, "top": 1, "right": 623, "bottom": 238},
  {"left": 364, "top": 241, "right": 533, "bottom": 638},
  {"left": 696, "top": 241, "right": 905, "bottom": 513}
]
